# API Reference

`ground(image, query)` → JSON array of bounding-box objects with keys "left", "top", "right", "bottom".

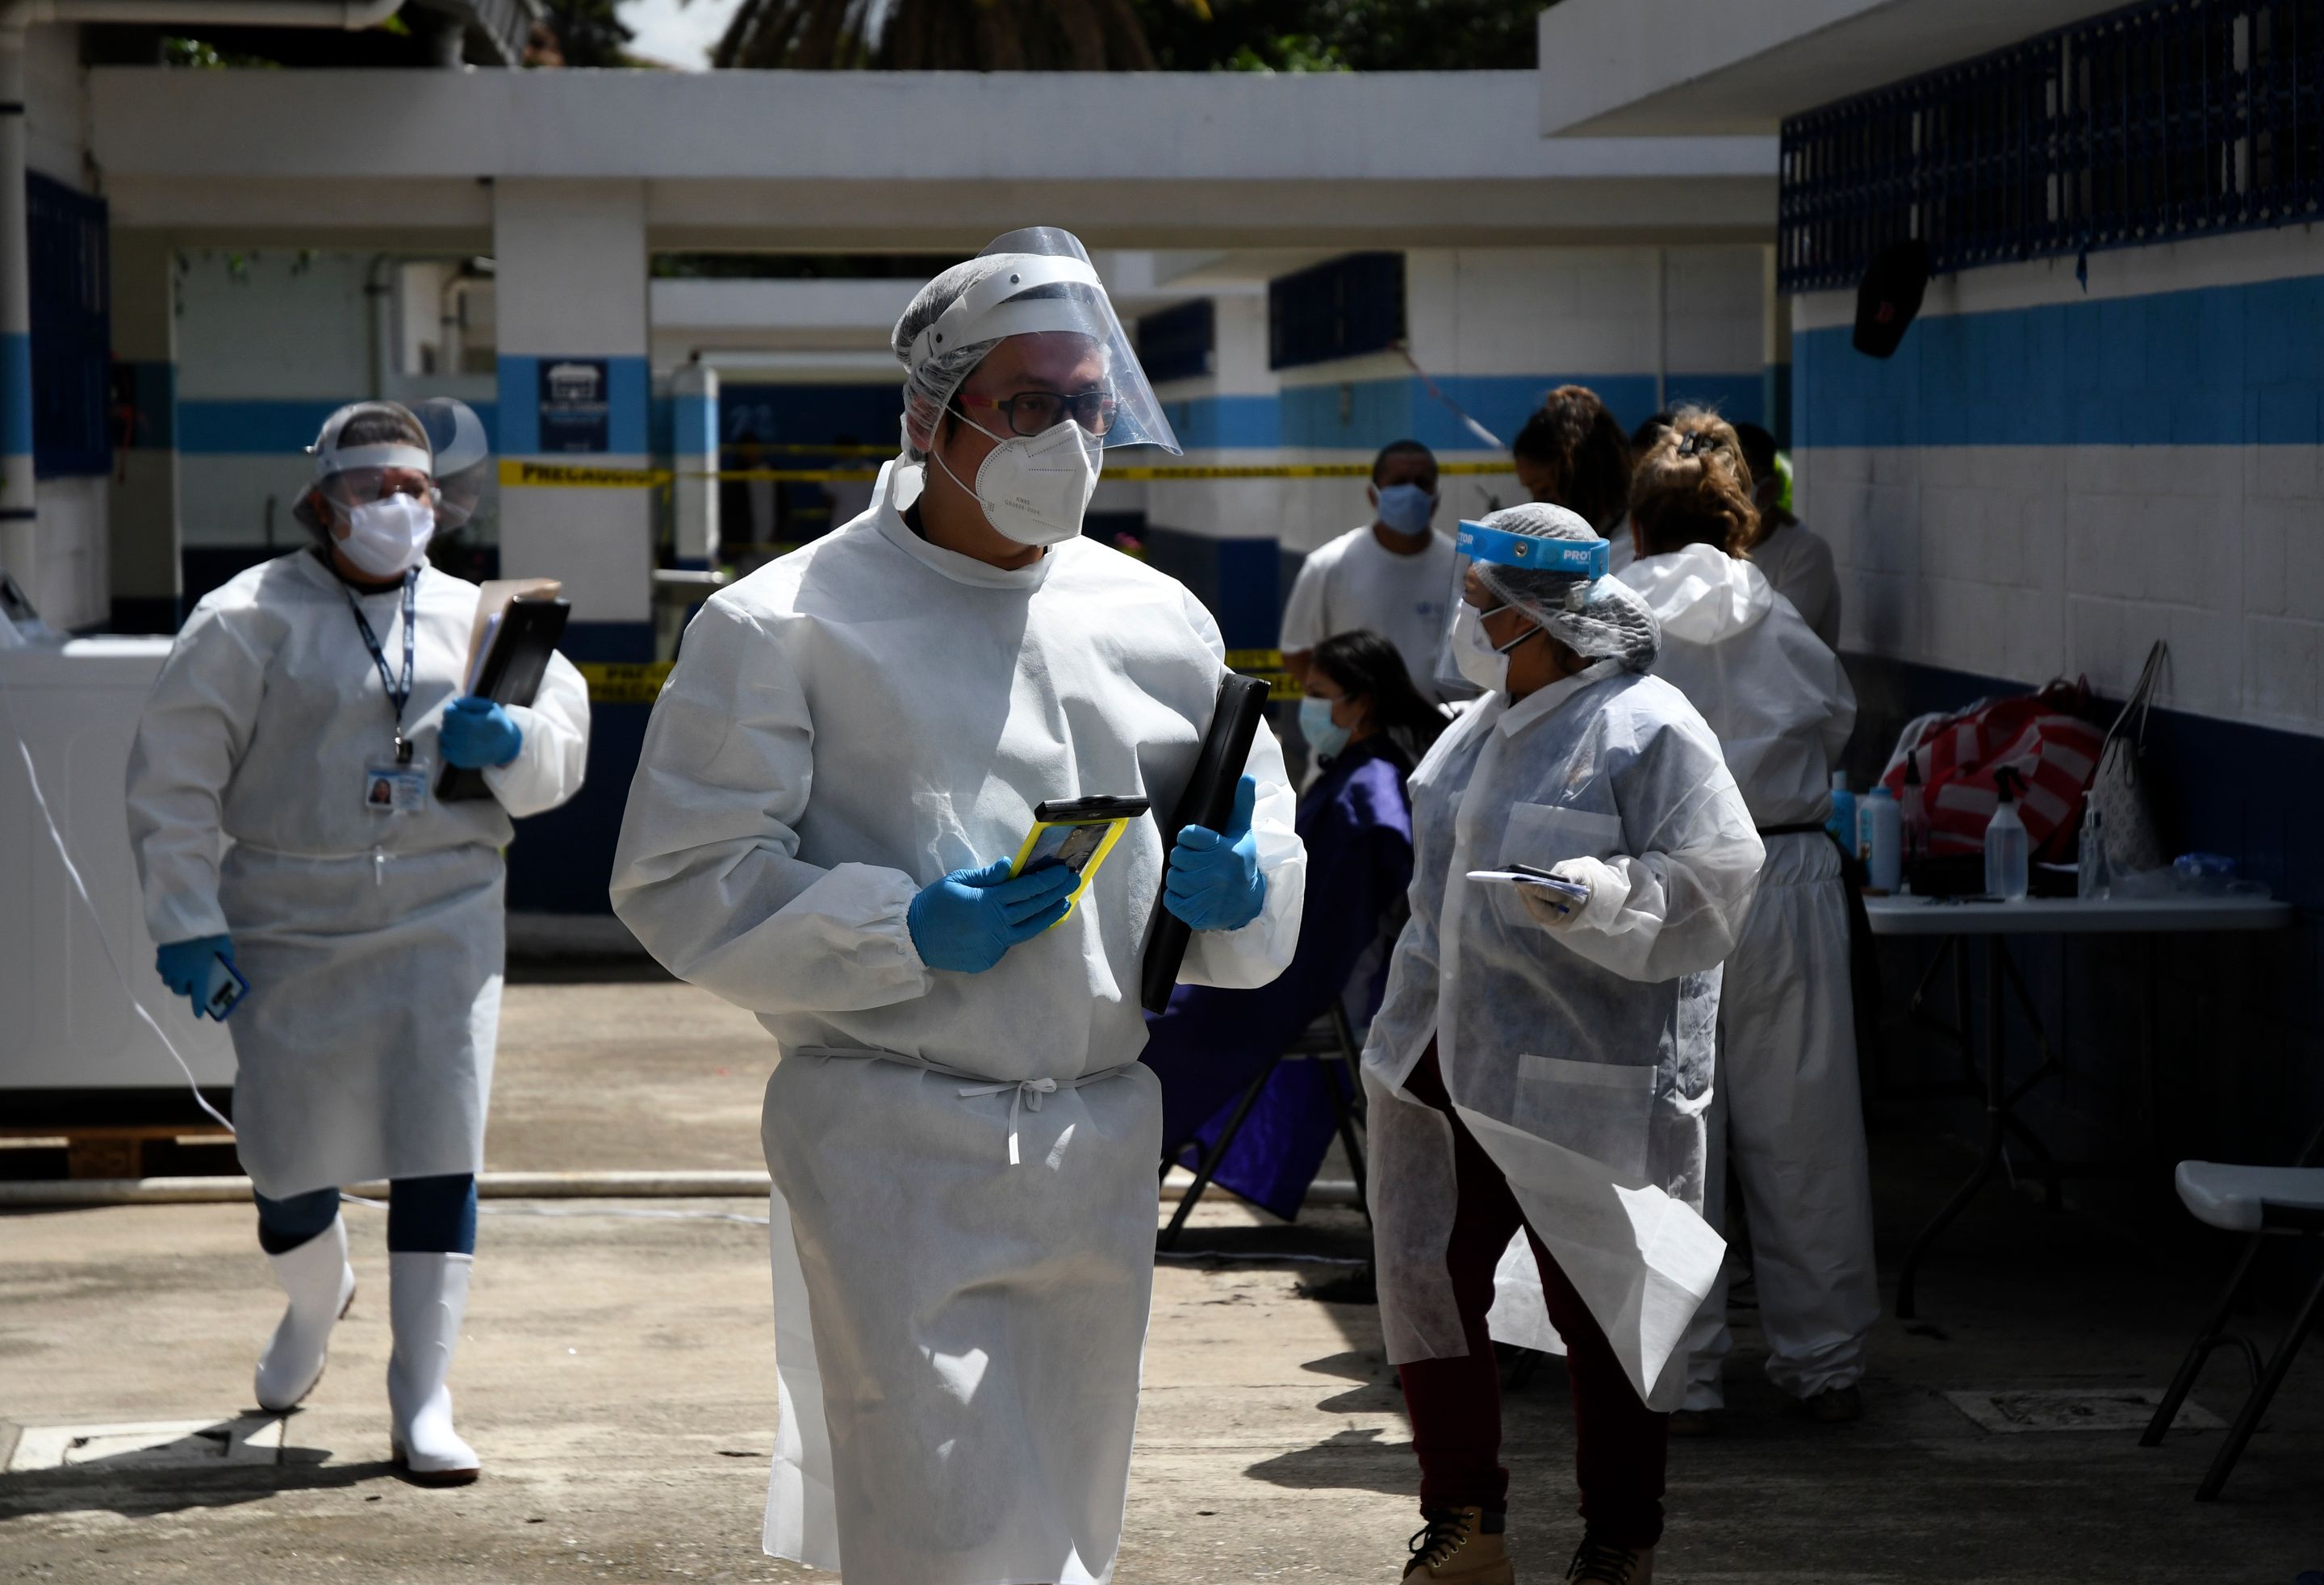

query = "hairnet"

[
  {"left": 1473, "top": 502, "right": 1661, "bottom": 672},
  {"left": 891, "top": 226, "right": 1179, "bottom": 462},
  {"left": 295, "top": 400, "right": 432, "bottom": 538}
]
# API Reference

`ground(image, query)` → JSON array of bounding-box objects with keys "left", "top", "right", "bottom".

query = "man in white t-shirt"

[{"left": 1279, "top": 440, "right": 1458, "bottom": 703}]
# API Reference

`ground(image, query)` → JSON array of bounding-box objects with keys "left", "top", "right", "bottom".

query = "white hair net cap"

[
  {"left": 1474, "top": 502, "right": 1661, "bottom": 672},
  {"left": 891, "top": 226, "right": 1179, "bottom": 462}
]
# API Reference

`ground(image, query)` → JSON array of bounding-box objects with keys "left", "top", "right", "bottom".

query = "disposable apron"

[
  {"left": 220, "top": 840, "right": 504, "bottom": 1200},
  {"left": 761, "top": 1045, "right": 1163, "bottom": 1585}
]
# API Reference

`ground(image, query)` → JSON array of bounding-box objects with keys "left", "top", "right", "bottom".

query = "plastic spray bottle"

[
  {"left": 1862, "top": 786, "right": 1902, "bottom": 893},
  {"left": 1900, "top": 752, "right": 1929, "bottom": 866},
  {"left": 1984, "top": 768, "right": 2029, "bottom": 901},
  {"left": 1827, "top": 772, "right": 1856, "bottom": 851}
]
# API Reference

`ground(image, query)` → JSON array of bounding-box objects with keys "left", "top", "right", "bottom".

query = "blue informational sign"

[{"left": 538, "top": 358, "right": 610, "bottom": 453}]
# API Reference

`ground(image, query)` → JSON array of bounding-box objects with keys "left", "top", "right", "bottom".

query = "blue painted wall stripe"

[
  {"left": 1795, "top": 270, "right": 2324, "bottom": 449},
  {"left": 1168, "top": 372, "right": 1762, "bottom": 456},
  {"left": 175, "top": 398, "right": 503, "bottom": 457},
  {"left": 0, "top": 332, "right": 32, "bottom": 457}
]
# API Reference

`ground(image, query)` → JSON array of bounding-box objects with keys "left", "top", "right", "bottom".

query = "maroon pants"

[{"left": 1394, "top": 1045, "right": 1669, "bottom": 1549}]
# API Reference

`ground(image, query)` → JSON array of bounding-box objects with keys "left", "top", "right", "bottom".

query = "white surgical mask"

[
  {"left": 934, "top": 411, "right": 1104, "bottom": 547},
  {"left": 1373, "top": 482, "right": 1436, "bottom": 537},
  {"left": 1450, "top": 603, "right": 1536, "bottom": 694},
  {"left": 336, "top": 492, "right": 435, "bottom": 578},
  {"left": 1299, "top": 694, "right": 1351, "bottom": 763}
]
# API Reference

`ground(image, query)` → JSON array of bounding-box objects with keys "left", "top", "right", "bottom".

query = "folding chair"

[
  {"left": 2140, "top": 1112, "right": 2324, "bottom": 1500},
  {"left": 1159, "top": 997, "right": 1369, "bottom": 1250}
]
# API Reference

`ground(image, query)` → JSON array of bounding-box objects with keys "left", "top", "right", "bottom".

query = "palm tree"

[{"left": 712, "top": 0, "right": 1167, "bottom": 71}]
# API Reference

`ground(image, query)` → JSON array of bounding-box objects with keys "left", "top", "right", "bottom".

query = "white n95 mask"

[
  {"left": 936, "top": 413, "right": 1104, "bottom": 547},
  {"left": 1451, "top": 604, "right": 1536, "bottom": 695},
  {"left": 338, "top": 493, "right": 436, "bottom": 578}
]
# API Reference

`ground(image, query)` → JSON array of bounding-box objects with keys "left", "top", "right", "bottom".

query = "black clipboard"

[
  {"left": 436, "top": 596, "right": 571, "bottom": 801},
  {"left": 1139, "top": 672, "right": 1271, "bottom": 1013}
]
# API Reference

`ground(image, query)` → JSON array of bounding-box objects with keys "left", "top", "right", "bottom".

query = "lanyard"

[{"left": 341, "top": 568, "right": 419, "bottom": 763}]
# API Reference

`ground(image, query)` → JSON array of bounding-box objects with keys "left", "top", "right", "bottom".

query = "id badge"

[{"left": 362, "top": 757, "right": 432, "bottom": 814}]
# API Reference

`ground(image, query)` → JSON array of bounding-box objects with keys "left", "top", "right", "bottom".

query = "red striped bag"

[{"left": 1878, "top": 682, "right": 2105, "bottom": 862}]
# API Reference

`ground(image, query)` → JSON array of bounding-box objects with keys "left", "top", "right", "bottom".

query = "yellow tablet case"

[{"left": 1008, "top": 813, "right": 1136, "bottom": 925}]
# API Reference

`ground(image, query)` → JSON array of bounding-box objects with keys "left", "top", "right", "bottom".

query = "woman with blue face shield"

[
  {"left": 1616, "top": 414, "right": 1875, "bottom": 1430},
  {"left": 124, "top": 400, "right": 591, "bottom": 1485},
  {"left": 1369, "top": 504, "right": 1763, "bottom": 1585}
]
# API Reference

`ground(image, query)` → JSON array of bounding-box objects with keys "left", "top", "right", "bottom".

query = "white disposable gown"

[
  {"left": 1363, "top": 656, "right": 1763, "bottom": 1410},
  {"left": 608, "top": 461, "right": 1304, "bottom": 1585},
  {"left": 125, "top": 549, "right": 591, "bottom": 1198},
  {"left": 1618, "top": 542, "right": 1879, "bottom": 1406}
]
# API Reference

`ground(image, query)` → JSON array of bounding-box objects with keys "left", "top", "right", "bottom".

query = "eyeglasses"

[
  {"left": 960, "top": 388, "right": 1118, "bottom": 439},
  {"left": 320, "top": 467, "right": 433, "bottom": 508}
]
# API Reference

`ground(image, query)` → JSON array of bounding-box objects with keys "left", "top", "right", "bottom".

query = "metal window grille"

[
  {"left": 1269, "top": 253, "right": 1405, "bottom": 370},
  {"left": 27, "top": 173, "right": 112, "bottom": 479},
  {"left": 1779, "top": 0, "right": 2324, "bottom": 291},
  {"left": 1137, "top": 299, "right": 1216, "bottom": 385}
]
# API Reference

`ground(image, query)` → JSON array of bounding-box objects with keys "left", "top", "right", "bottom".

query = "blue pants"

[{"left": 254, "top": 1173, "right": 477, "bottom": 1256}]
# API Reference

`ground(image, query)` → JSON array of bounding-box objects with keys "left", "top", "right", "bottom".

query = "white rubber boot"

[
  {"left": 387, "top": 1250, "right": 480, "bottom": 1484},
  {"left": 253, "top": 1215, "right": 357, "bottom": 1412}
]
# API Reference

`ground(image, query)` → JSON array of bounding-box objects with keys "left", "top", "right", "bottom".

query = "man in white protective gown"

[
  {"left": 608, "top": 228, "right": 1306, "bottom": 1585},
  {"left": 1366, "top": 504, "right": 1763, "bottom": 1585},
  {"left": 1616, "top": 413, "right": 1878, "bottom": 1429}
]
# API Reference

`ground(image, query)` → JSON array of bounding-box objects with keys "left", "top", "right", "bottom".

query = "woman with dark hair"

[
  {"left": 1141, "top": 629, "right": 1446, "bottom": 1215},
  {"left": 1512, "top": 385, "right": 1636, "bottom": 571},
  {"left": 126, "top": 400, "right": 591, "bottom": 1484}
]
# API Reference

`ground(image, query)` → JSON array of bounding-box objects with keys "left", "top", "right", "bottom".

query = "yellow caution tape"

[
  {"left": 575, "top": 660, "right": 674, "bottom": 704},
  {"left": 500, "top": 459, "right": 673, "bottom": 489},
  {"left": 1225, "top": 648, "right": 1285, "bottom": 671},
  {"left": 1111, "top": 460, "right": 1515, "bottom": 482},
  {"left": 713, "top": 467, "right": 887, "bottom": 483}
]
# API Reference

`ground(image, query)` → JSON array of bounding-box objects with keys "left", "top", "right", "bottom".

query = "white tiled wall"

[{"left": 1797, "top": 441, "right": 2324, "bottom": 736}]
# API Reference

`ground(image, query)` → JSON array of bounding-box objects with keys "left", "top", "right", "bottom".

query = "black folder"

[
  {"left": 1139, "top": 672, "right": 1272, "bottom": 1013},
  {"left": 436, "top": 596, "right": 571, "bottom": 801}
]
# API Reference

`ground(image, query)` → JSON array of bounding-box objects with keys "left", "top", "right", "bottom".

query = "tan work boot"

[
  {"left": 1565, "top": 1535, "right": 1653, "bottom": 1584},
  {"left": 1403, "top": 1505, "right": 1514, "bottom": 1584}
]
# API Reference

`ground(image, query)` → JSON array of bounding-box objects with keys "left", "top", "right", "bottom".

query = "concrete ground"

[{"left": 3, "top": 975, "right": 2319, "bottom": 1583}]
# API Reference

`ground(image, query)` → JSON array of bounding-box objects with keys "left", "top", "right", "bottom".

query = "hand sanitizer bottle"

[
  {"left": 2078, "top": 804, "right": 2110, "bottom": 900},
  {"left": 1984, "top": 769, "right": 2029, "bottom": 901}
]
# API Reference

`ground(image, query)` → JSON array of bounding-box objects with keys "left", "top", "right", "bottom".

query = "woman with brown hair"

[
  {"left": 1618, "top": 411, "right": 1877, "bottom": 1432},
  {"left": 1511, "top": 386, "right": 1636, "bottom": 567}
]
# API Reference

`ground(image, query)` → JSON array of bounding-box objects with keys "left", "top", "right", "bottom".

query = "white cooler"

[{"left": 0, "top": 638, "right": 236, "bottom": 1094}]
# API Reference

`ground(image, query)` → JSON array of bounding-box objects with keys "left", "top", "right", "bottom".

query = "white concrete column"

[
  {"left": 492, "top": 178, "right": 653, "bottom": 657},
  {"left": 107, "top": 229, "right": 180, "bottom": 633},
  {"left": 669, "top": 360, "right": 718, "bottom": 570}
]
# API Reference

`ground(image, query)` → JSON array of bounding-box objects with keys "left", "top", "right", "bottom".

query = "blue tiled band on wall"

[
  {"left": 1795, "top": 271, "right": 2324, "bottom": 450},
  {"left": 1272, "top": 372, "right": 1762, "bottom": 454},
  {"left": 177, "top": 399, "right": 504, "bottom": 455},
  {"left": 0, "top": 332, "right": 33, "bottom": 457},
  {"left": 1155, "top": 374, "right": 1762, "bottom": 457},
  {"left": 495, "top": 355, "right": 650, "bottom": 456}
]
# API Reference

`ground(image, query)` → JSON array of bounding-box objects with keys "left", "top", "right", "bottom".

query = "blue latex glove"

[
  {"left": 439, "top": 696, "right": 524, "bottom": 769},
  {"left": 1163, "top": 774, "right": 1267, "bottom": 933},
  {"left": 907, "top": 855, "right": 1082, "bottom": 974},
  {"left": 156, "top": 934, "right": 235, "bottom": 1019}
]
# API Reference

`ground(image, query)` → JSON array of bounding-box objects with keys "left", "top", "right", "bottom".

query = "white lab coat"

[
  {"left": 608, "top": 461, "right": 1304, "bottom": 1585},
  {"left": 1618, "top": 543, "right": 1878, "bottom": 1405},
  {"left": 124, "top": 549, "right": 590, "bottom": 1198},
  {"left": 1363, "top": 657, "right": 1763, "bottom": 1409}
]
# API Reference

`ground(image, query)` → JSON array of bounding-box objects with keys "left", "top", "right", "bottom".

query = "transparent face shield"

[
  {"left": 414, "top": 397, "right": 491, "bottom": 531},
  {"left": 903, "top": 226, "right": 1181, "bottom": 458},
  {"left": 1432, "top": 518, "right": 1611, "bottom": 696}
]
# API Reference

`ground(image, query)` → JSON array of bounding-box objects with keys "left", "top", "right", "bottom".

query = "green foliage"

[
  {"left": 1139, "top": 0, "right": 1543, "bottom": 71},
  {"left": 540, "top": 0, "right": 634, "bottom": 66}
]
